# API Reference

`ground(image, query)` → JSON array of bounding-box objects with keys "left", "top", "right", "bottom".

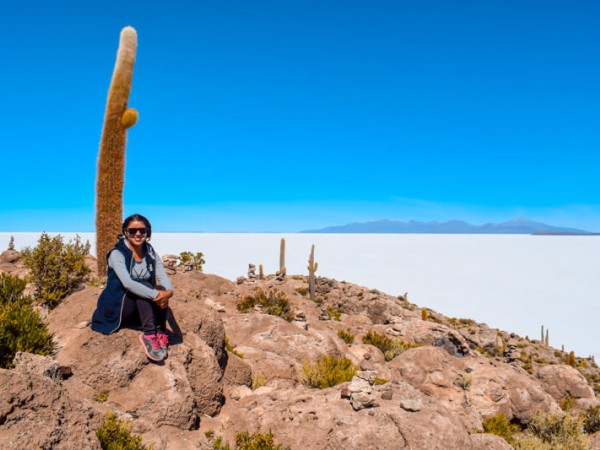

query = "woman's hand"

[{"left": 154, "top": 290, "right": 172, "bottom": 309}]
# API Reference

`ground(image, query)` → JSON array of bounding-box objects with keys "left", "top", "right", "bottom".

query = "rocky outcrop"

[
  {"left": 0, "top": 260, "right": 598, "bottom": 449},
  {"left": 0, "top": 362, "right": 101, "bottom": 449}
]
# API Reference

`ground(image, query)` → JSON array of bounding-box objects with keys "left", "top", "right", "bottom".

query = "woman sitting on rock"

[{"left": 92, "top": 213, "right": 173, "bottom": 362}]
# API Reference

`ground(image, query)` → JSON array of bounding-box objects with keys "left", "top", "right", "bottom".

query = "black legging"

[{"left": 121, "top": 293, "right": 167, "bottom": 335}]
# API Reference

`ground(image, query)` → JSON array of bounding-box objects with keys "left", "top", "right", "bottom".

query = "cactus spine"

[
  {"left": 95, "top": 26, "right": 138, "bottom": 275},
  {"left": 279, "top": 238, "right": 286, "bottom": 276},
  {"left": 307, "top": 244, "right": 318, "bottom": 300}
]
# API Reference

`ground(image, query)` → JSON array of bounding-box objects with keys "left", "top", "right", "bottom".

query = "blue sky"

[{"left": 1, "top": 0, "right": 598, "bottom": 232}]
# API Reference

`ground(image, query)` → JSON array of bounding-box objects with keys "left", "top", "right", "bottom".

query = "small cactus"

[
  {"left": 541, "top": 325, "right": 544, "bottom": 343},
  {"left": 279, "top": 238, "right": 286, "bottom": 276},
  {"left": 545, "top": 329, "right": 549, "bottom": 347},
  {"left": 307, "top": 244, "right": 318, "bottom": 300},
  {"left": 259, "top": 264, "right": 264, "bottom": 280},
  {"left": 566, "top": 351, "right": 576, "bottom": 367},
  {"left": 421, "top": 307, "right": 428, "bottom": 321}
]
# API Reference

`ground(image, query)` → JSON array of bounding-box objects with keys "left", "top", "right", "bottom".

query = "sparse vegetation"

[
  {"left": 560, "top": 395, "right": 574, "bottom": 412},
  {"left": 235, "top": 431, "right": 290, "bottom": 450},
  {"left": 178, "top": 251, "right": 205, "bottom": 271},
  {"left": 252, "top": 375, "right": 266, "bottom": 390},
  {"left": 374, "top": 377, "right": 388, "bottom": 385},
  {"left": 337, "top": 329, "right": 355, "bottom": 344},
  {"left": 325, "top": 305, "right": 341, "bottom": 321},
  {"left": 87, "top": 275, "right": 107, "bottom": 288},
  {"left": 21, "top": 233, "right": 91, "bottom": 308},
  {"left": 210, "top": 430, "right": 289, "bottom": 450},
  {"left": 295, "top": 287, "right": 308, "bottom": 296},
  {"left": 312, "top": 295, "right": 325, "bottom": 306},
  {"left": 582, "top": 405, "right": 600, "bottom": 434},
  {"left": 96, "top": 413, "right": 150, "bottom": 450},
  {"left": 481, "top": 412, "right": 521, "bottom": 441},
  {"left": 457, "top": 374, "right": 472, "bottom": 391},
  {"left": 362, "top": 331, "right": 420, "bottom": 361},
  {"left": 512, "top": 412, "right": 588, "bottom": 450},
  {"left": 302, "top": 355, "right": 357, "bottom": 389},
  {"left": 237, "top": 288, "right": 294, "bottom": 321},
  {"left": 225, "top": 337, "right": 244, "bottom": 358},
  {"left": 0, "top": 273, "right": 54, "bottom": 369},
  {"left": 95, "top": 390, "right": 109, "bottom": 403}
]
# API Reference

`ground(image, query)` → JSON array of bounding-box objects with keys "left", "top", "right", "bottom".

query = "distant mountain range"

[{"left": 301, "top": 218, "right": 597, "bottom": 235}]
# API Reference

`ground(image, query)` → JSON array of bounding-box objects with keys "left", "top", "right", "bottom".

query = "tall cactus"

[
  {"left": 95, "top": 26, "right": 138, "bottom": 275},
  {"left": 307, "top": 244, "right": 318, "bottom": 300},
  {"left": 279, "top": 238, "right": 286, "bottom": 276}
]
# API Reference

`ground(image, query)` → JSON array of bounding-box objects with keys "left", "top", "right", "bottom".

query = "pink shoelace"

[
  {"left": 145, "top": 334, "right": 162, "bottom": 351},
  {"left": 157, "top": 333, "right": 169, "bottom": 348}
]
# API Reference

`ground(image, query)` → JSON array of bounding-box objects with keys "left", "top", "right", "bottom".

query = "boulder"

[{"left": 0, "top": 368, "right": 101, "bottom": 449}]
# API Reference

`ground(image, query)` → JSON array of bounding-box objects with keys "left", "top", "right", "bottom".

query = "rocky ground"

[{"left": 1, "top": 249, "right": 599, "bottom": 449}]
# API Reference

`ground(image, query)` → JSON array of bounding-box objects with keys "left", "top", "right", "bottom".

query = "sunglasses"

[{"left": 126, "top": 227, "right": 148, "bottom": 236}]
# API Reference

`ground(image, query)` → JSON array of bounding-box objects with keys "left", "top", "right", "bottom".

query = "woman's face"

[{"left": 124, "top": 220, "right": 148, "bottom": 248}]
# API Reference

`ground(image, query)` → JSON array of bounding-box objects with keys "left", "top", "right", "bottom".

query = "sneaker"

[
  {"left": 157, "top": 332, "right": 169, "bottom": 357},
  {"left": 139, "top": 333, "right": 166, "bottom": 362}
]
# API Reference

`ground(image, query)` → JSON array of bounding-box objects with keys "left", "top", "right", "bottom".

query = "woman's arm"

[
  {"left": 108, "top": 251, "right": 159, "bottom": 299},
  {"left": 154, "top": 253, "right": 173, "bottom": 291}
]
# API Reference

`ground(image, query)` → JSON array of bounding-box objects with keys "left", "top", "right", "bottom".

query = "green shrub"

[
  {"left": 374, "top": 377, "right": 388, "bottom": 385},
  {"left": 179, "top": 251, "right": 205, "bottom": 271},
  {"left": 481, "top": 413, "right": 521, "bottom": 441},
  {"left": 205, "top": 430, "right": 215, "bottom": 439},
  {"left": 458, "top": 374, "right": 472, "bottom": 391},
  {"left": 237, "top": 288, "right": 294, "bottom": 321},
  {"left": 21, "top": 233, "right": 91, "bottom": 308},
  {"left": 362, "top": 331, "right": 420, "bottom": 361},
  {"left": 95, "top": 391, "right": 109, "bottom": 403},
  {"left": 209, "top": 431, "right": 288, "bottom": 450},
  {"left": 337, "top": 329, "right": 355, "bottom": 344},
  {"left": 515, "top": 413, "right": 587, "bottom": 450},
  {"left": 325, "top": 306, "right": 341, "bottom": 321},
  {"left": 235, "top": 430, "right": 289, "bottom": 450},
  {"left": 0, "top": 273, "right": 54, "bottom": 369},
  {"left": 95, "top": 413, "right": 150, "bottom": 450},
  {"left": 295, "top": 287, "right": 308, "bottom": 296},
  {"left": 87, "top": 275, "right": 107, "bottom": 288},
  {"left": 302, "top": 355, "right": 357, "bottom": 389},
  {"left": 560, "top": 395, "right": 574, "bottom": 412},
  {"left": 583, "top": 405, "right": 600, "bottom": 434},
  {"left": 225, "top": 336, "right": 244, "bottom": 358},
  {"left": 0, "top": 272, "right": 27, "bottom": 303},
  {"left": 252, "top": 375, "right": 266, "bottom": 390}
]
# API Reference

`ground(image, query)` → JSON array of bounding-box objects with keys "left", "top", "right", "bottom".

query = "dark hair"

[{"left": 122, "top": 213, "right": 152, "bottom": 240}]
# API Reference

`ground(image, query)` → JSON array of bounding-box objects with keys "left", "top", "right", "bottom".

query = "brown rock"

[
  {"left": 536, "top": 364, "right": 595, "bottom": 400},
  {"left": 223, "top": 354, "right": 252, "bottom": 388},
  {"left": 221, "top": 384, "right": 473, "bottom": 450},
  {"left": 0, "top": 369, "right": 101, "bottom": 449},
  {"left": 393, "top": 319, "right": 471, "bottom": 357},
  {"left": 470, "top": 433, "right": 512, "bottom": 450}
]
